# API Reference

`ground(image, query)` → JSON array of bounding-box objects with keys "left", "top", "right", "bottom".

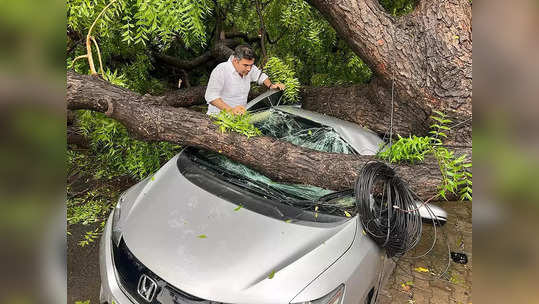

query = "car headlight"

[
  {"left": 111, "top": 191, "right": 126, "bottom": 247},
  {"left": 293, "top": 284, "right": 345, "bottom": 304}
]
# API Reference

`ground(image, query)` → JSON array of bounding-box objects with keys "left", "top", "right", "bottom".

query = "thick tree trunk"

[
  {"left": 300, "top": 81, "right": 471, "bottom": 147},
  {"left": 300, "top": 79, "right": 430, "bottom": 141},
  {"left": 67, "top": 70, "right": 463, "bottom": 201},
  {"left": 153, "top": 82, "right": 470, "bottom": 148},
  {"left": 307, "top": 0, "right": 472, "bottom": 146}
]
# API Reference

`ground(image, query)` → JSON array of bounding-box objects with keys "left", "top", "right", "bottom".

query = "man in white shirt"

[{"left": 205, "top": 45, "right": 286, "bottom": 115}]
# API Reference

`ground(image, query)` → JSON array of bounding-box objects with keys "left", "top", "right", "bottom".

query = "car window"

[{"left": 252, "top": 109, "right": 357, "bottom": 155}]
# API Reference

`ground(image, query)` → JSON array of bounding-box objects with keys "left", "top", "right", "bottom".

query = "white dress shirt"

[{"left": 205, "top": 56, "right": 268, "bottom": 115}]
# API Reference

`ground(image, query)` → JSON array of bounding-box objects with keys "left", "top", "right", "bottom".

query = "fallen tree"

[
  {"left": 307, "top": 0, "right": 472, "bottom": 147},
  {"left": 68, "top": 70, "right": 465, "bottom": 201}
]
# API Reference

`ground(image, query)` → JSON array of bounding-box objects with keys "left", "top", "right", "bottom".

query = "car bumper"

[{"left": 99, "top": 212, "right": 134, "bottom": 304}]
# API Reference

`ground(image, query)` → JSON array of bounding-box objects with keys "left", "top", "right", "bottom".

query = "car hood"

[{"left": 120, "top": 155, "right": 357, "bottom": 303}]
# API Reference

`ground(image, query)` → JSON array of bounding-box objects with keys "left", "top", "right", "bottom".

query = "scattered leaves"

[
  {"left": 401, "top": 281, "right": 414, "bottom": 291},
  {"left": 414, "top": 267, "right": 430, "bottom": 273}
]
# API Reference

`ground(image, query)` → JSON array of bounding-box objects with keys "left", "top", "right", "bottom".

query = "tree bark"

[
  {"left": 137, "top": 81, "right": 470, "bottom": 148},
  {"left": 307, "top": 0, "right": 472, "bottom": 147},
  {"left": 67, "top": 70, "right": 463, "bottom": 201}
]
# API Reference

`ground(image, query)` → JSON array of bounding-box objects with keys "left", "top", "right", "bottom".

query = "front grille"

[{"left": 112, "top": 239, "right": 216, "bottom": 303}]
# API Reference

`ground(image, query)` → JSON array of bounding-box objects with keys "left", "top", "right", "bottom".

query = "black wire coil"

[{"left": 355, "top": 162, "right": 422, "bottom": 258}]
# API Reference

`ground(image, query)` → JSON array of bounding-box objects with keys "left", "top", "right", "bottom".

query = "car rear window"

[{"left": 252, "top": 109, "right": 357, "bottom": 155}]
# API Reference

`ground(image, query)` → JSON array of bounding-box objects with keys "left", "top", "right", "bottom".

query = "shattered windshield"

[{"left": 182, "top": 109, "right": 357, "bottom": 218}]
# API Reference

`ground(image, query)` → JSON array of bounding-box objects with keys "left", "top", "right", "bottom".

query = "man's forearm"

[
  {"left": 263, "top": 78, "right": 273, "bottom": 88},
  {"left": 209, "top": 98, "right": 233, "bottom": 111}
]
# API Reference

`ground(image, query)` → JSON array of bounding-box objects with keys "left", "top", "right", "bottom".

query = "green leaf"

[
  {"left": 234, "top": 205, "right": 243, "bottom": 211},
  {"left": 432, "top": 110, "right": 445, "bottom": 117},
  {"left": 197, "top": 234, "right": 207, "bottom": 238},
  {"left": 432, "top": 116, "right": 445, "bottom": 123},
  {"left": 268, "top": 270, "right": 276, "bottom": 279},
  {"left": 455, "top": 154, "right": 467, "bottom": 163}
]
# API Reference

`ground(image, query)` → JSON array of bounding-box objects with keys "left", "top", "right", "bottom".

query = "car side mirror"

[{"left": 416, "top": 202, "right": 447, "bottom": 225}]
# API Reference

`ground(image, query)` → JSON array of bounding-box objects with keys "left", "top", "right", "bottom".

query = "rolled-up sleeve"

[
  {"left": 250, "top": 65, "right": 268, "bottom": 85},
  {"left": 205, "top": 66, "right": 224, "bottom": 104}
]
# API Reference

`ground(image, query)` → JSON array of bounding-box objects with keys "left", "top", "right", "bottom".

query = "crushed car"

[{"left": 99, "top": 90, "right": 446, "bottom": 304}]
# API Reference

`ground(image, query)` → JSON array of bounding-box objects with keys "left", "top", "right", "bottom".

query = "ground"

[
  {"left": 67, "top": 191, "right": 472, "bottom": 304},
  {"left": 377, "top": 201, "right": 473, "bottom": 304}
]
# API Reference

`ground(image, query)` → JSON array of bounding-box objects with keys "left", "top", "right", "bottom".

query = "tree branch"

[
  {"left": 67, "top": 70, "right": 457, "bottom": 200},
  {"left": 155, "top": 52, "right": 213, "bottom": 70}
]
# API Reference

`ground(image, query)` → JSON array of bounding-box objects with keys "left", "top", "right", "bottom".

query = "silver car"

[{"left": 99, "top": 91, "right": 446, "bottom": 304}]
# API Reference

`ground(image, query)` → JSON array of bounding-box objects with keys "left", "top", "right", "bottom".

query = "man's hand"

[
  {"left": 270, "top": 83, "right": 286, "bottom": 90},
  {"left": 231, "top": 105, "right": 246, "bottom": 115}
]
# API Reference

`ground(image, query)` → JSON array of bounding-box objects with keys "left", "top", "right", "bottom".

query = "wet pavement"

[
  {"left": 67, "top": 222, "right": 101, "bottom": 304},
  {"left": 377, "top": 201, "right": 472, "bottom": 304}
]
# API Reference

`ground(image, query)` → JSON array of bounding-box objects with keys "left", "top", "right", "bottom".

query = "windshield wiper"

[
  {"left": 221, "top": 176, "right": 285, "bottom": 200},
  {"left": 318, "top": 189, "right": 355, "bottom": 202}
]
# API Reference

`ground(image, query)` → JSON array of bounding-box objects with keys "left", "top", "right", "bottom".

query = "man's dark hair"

[{"left": 234, "top": 45, "right": 255, "bottom": 61}]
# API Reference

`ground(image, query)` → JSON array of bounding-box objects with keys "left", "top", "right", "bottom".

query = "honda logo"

[{"left": 137, "top": 274, "right": 158, "bottom": 302}]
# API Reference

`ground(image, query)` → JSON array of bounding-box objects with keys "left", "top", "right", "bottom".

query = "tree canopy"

[{"left": 66, "top": 0, "right": 401, "bottom": 94}]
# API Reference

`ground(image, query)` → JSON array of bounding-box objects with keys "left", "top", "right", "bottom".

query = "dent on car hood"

[{"left": 120, "top": 155, "right": 357, "bottom": 304}]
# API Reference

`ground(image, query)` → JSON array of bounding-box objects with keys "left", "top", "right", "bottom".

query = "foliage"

[
  {"left": 67, "top": 189, "right": 115, "bottom": 226},
  {"left": 263, "top": 57, "right": 300, "bottom": 103},
  {"left": 102, "top": 68, "right": 128, "bottom": 87},
  {"left": 67, "top": 0, "right": 211, "bottom": 49},
  {"left": 75, "top": 110, "right": 181, "bottom": 180},
  {"left": 78, "top": 226, "right": 104, "bottom": 247},
  {"left": 379, "top": 0, "right": 417, "bottom": 16},
  {"left": 378, "top": 111, "right": 472, "bottom": 201},
  {"left": 66, "top": 179, "right": 117, "bottom": 246},
  {"left": 377, "top": 134, "right": 431, "bottom": 163},
  {"left": 66, "top": 0, "right": 380, "bottom": 92},
  {"left": 212, "top": 111, "right": 262, "bottom": 138},
  {"left": 66, "top": 0, "right": 420, "bottom": 92}
]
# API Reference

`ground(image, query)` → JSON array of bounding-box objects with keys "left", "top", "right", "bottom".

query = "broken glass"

[
  {"left": 252, "top": 109, "right": 357, "bottom": 155},
  {"left": 218, "top": 109, "right": 357, "bottom": 202},
  {"left": 187, "top": 108, "right": 358, "bottom": 217}
]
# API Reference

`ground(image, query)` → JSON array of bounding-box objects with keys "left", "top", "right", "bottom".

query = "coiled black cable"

[{"left": 355, "top": 161, "right": 422, "bottom": 258}]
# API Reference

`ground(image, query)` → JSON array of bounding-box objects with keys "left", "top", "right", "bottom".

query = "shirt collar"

[{"left": 226, "top": 55, "right": 238, "bottom": 75}]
